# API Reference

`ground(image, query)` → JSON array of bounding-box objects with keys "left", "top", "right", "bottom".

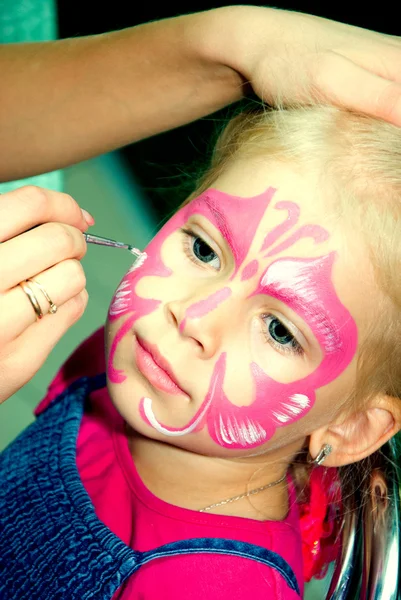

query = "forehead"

[
  {"left": 209, "top": 159, "right": 324, "bottom": 232},
  {"left": 189, "top": 160, "right": 331, "bottom": 261}
]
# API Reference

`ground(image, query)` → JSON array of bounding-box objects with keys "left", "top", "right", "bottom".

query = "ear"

[{"left": 309, "top": 394, "right": 401, "bottom": 467}]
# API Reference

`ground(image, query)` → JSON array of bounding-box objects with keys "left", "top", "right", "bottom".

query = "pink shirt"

[{"left": 37, "top": 329, "right": 304, "bottom": 599}]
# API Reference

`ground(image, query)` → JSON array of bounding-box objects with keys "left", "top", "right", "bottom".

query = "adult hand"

[
  {"left": 209, "top": 6, "right": 401, "bottom": 125},
  {"left": 0, "top": 186, "right": 93, "bottom": 403}
]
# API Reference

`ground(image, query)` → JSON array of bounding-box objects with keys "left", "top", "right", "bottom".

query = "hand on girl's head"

[{"left": 105, "top": 106, "right": 401, "bottom": 474}]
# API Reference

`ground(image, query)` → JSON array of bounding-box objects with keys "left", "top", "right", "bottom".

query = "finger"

[
  {"left": 344, "top": 47, "right": 401, "bottom": 85},
  {"left": 340, "top": 33, "right": 401, "bottom": 83},
  {"left": 0, "top": 185, "right": 94, "bottom": 243},
  {"left": 0, "top": 259, "right": 86, "bottom": 344},
  {"left": 315, "top": 52, "right": 401, "bottom": 126},
  {"left": 0, "top": 290, "right": 88, "bottom": 404},
  {"left": 0, "top": 222, "right": 87, "bottom": 290}
]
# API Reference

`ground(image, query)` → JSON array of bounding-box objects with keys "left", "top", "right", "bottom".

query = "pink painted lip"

[{"left": 135, "top": 336, "right": 187, "bottom": 396}]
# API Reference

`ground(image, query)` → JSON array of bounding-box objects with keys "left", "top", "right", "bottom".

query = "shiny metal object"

[
  {"left": 83, "top": 232, "right": 143, "bottom": 258},
  {"left": 308, "top": 444, "right": 333, "bottom": 467},
  {"left": 321, "top": 438, "right": 401, "bottom": 599},
  {"left": 325, "top": 490, "right": 360, "bottom": 599},
  {"left": 19, "top": 280, "right": 43, "bottom": 319},
  {"left": 360, "top": 439, "right": 401, "bottom": 599}
]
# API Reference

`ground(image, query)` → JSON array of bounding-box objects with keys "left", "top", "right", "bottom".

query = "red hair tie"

[{"left": 299, "top": 466, "right": 342, "bottom": 581}]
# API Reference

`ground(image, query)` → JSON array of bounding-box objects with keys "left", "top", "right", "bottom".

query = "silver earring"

[{"left": 308, "top": 443, "right": 333, "bottom": 466}]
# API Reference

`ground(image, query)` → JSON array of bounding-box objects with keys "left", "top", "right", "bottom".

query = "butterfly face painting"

[{"left": 107, "top": 186, "right": 358, "bottom": 452}]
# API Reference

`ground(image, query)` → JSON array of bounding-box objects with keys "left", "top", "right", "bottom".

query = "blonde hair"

[{"left": 184, "top": 104, "right": 401, "bottom": 410}]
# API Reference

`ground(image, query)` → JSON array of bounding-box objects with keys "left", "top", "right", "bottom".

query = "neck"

[{"left": 126, "top": 428, "right": 304, "bottom": 521}]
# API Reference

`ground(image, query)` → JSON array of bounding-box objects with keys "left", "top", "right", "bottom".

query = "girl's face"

[{"left": 105, "top": 160, "right": 377, "bottom": 458}]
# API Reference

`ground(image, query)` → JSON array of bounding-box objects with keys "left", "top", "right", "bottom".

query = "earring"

[{"left": 308, "top": 443, "right": 333, "bottom": 466}]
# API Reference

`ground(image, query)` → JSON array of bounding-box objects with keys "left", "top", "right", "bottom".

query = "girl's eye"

[
  {"left": 181, "top": 228, "right": 221, "bottom": 270},
  {"left": 262, "top": 314, "right": 304, "bottom": 356}
]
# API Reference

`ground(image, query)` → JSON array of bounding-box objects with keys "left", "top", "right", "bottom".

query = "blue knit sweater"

[{"left": 0, "top": 374, "right": 300, "bottom": 599}]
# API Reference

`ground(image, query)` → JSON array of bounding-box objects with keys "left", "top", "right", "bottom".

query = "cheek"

[
  {"left": 108, "top": 224, "right": 183, "bottom": 320},
  {"left": 247, "top": 318, "right": 323, "bottom": 384},
  {"left": 206, "top": 354, "right": 316, "bottom": 450},
  {"left": 222, "top": 356, "right": 253, "bottom": 406},
  {"left": 106, "top": 210, "right": 193, "bottom": 384}
]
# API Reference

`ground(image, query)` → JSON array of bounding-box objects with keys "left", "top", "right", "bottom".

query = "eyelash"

[
  {"left": 180, "top": 228, "right": 304, "bottom": 357},
  {"left": 180, "top": 227, "right": 221, "bottom": 269},
  {"left": 261, "top": 314, "right": 304, "bottom": 357}
]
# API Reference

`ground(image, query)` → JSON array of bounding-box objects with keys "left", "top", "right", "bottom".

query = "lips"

[{"left": 135, "top": 336, "right": 186, "bottom": 396}]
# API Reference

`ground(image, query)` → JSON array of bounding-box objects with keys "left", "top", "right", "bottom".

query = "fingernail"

[{"left": 81, "top": 208, "right": 95, "bottom": 226}]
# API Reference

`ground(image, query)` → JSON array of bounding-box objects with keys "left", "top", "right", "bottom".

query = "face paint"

[
  {"left": 180, "top": 287, "right": 232, "bottom": 334},
  {"left": 186, "top": 287, "right": 232, "bottom": 319},
  {"left": 241, "top": 259, "right": 259, "bottom": 281},
  {"left": 260, "top": 200, "right": 300, "bottom": 252},
  {"left": 194, "top": 188, "right": 276, "bottom": 277},
  {"left": 139, "top": 353, "right": 275, "bottom": 445},
  {"left": 109, "top": 187, "right": 358, "bottom": 451},
  {"left": 139, "top": 355, "right": 227, "bottom": 437},
  {"left": 107, "top": 214, "right": 177, "bottom": 381},
  {"left": 255, "top": 254, "right": 348, "bottom": 356},
  {"left": 260, "top": 201, "right": 329, "bottom": 257}
]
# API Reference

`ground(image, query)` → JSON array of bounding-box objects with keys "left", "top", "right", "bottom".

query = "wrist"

[
  {"left": 190, "top": 6, "right": 279, "bottom": 93},
  {"left": 179, "top": 7, "right": 258, "bottom": 104}
]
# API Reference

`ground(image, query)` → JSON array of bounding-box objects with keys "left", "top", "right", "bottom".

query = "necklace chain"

[{"left": 199, "top": 472, "right": 287, "bottom": 512}]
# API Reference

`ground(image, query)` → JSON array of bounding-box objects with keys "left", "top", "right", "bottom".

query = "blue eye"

[
  {"left": 193, "top": 237, "right": 219, "bottom": 264},
  {"left": 262, "top": 314, "right": 303, "bottom": 356},
  {"left": 181, "top": 228, "right": 221, "bottom": 270}
]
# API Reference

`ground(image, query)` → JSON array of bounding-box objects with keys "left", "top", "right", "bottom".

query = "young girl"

[{"left": 1, "top": 104, "right": 401, "bottom": 600}]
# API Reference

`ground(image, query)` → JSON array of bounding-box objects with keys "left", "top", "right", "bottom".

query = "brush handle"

[{"left": 83, "top": 232, "right": 129, "bottom": 249}]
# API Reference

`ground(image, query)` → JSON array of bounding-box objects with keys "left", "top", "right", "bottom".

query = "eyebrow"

[
  {"left": 201, "top": 196, "right": 241, "bottom": 264},
  {"left": 269, "top": 287, "right": 342, "bottom": 353},
  {"left": 191, "top": 188, "right": 275, "bottom": 276},
  {"left": 259, "top": 255, "right": 344, "bottom": 354}
]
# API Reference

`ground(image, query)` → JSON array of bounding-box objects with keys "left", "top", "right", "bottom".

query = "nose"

[{"left": 166, "top": 286, "right": 233, "bottom": 356}]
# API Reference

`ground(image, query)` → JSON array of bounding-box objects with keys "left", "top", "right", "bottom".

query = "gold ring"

[
  {"left": 19, "top": 281, "right": 43, "bottom": 320},
  {"left": 27, "top": 279, "right": 57, "bottom": 314}
]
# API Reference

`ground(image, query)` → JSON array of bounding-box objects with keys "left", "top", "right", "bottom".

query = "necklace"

[{"left": 199, "top": 472, "right": 287, "bottom": 512}]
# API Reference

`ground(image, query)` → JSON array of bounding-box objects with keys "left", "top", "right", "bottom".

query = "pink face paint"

[
  {"left": 140, "top": 353, "right": 272, "bottom": 445},
  {"left": 192, "top": 187, "right": 276, "bottom": 277},
  {"left": 265, "top": 224, "right": 329, "bottom": 257},
  {"left": 179, "top": 288, "right": 232, "bottom": 334},
  {"left": 259, "top": 200, "right": 329, "bottom": 257},
  {"left": 207, "top": 357, "right": 313, "bottom": 448},
  {"left": 241, "top": 259, "right": 259, "bottom": 281},
  {"left": 107, "top": 214, "right": 176, "bottom": 381},
  {"left": 255, "top": 254, "right": 350, "bottom": 356},
  {"left": 139, "top": 351, "right": 310, "bottom": 449},
  {"left": 186, "top": 287, "right": 232, "bottom": 319},
  {"left": 260, "top": 201, "right": 300, "bottom": 252}
]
